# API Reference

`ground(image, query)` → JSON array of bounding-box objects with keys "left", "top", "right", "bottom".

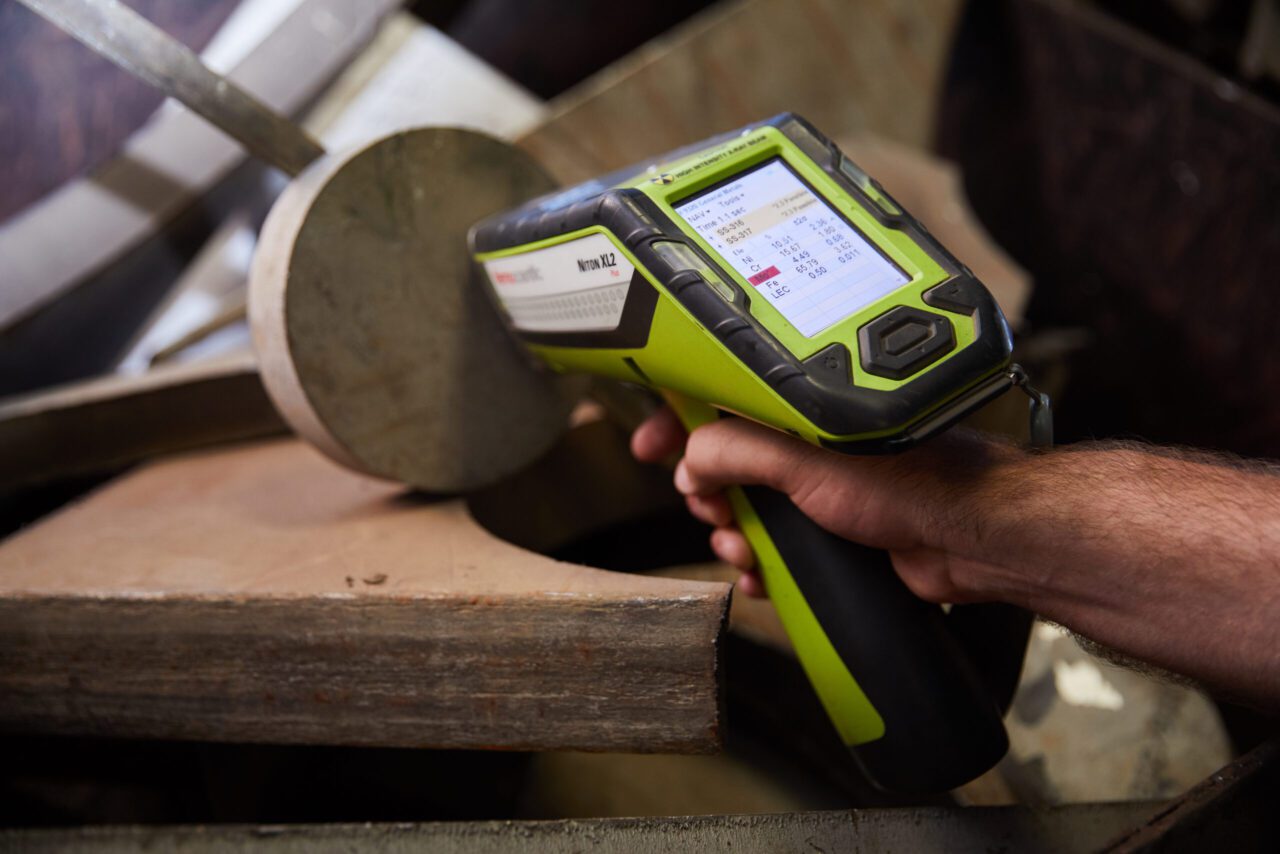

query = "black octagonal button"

[{"left": 857, "top": 306, "right": 955, "bottom": 380}]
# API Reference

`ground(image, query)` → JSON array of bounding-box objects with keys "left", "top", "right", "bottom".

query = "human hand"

[
  {"left": 632, "top": 407, "right": 1280, "bottom": 707},
  {"left": 630, "top": 406, "right": 1022, "bottom": 604}
]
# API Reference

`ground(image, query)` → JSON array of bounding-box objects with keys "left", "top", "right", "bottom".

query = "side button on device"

[
  {"left": 803, "top": 342, "right": 852, "bottom": 387},
  {"left": 838, "top": 155, "right": 902, "bottom": 218},
  {"left": 858, "top": 306, "right": 955, "bottom": 380},
  {"left": 650, "top": 240, "right": 737, "bottom": 302}
]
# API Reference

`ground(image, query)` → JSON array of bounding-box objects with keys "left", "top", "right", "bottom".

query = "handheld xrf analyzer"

[{"left": 471, "top": 114, "right": 1050, "bottom": 793}]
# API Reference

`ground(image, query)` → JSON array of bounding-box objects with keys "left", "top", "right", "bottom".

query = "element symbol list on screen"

[{"left": 675, "top": 160, "right": 908, "bottom": 337}]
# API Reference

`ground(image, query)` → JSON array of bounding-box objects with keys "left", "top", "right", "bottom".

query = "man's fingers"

[
  {"left": 736, "top": 571, "right": 767, "bottom": 599},
  {"left": 686, "top": 492, "right": 734, "bottom": 527},
  {"left": 674, "top": 417, "right": 924, "bottom": 551},
  {"left": 631, "top": 406, "right": 685, "bottom": 462},
  {"left": 675, "top": 418, "right": 823, "bottom": 497},
  {"left": 710, "top": 527, "right": 755, "bottom": 571},
  {"left": 630, "top": 406, "right": 686, "bottom": 463}
]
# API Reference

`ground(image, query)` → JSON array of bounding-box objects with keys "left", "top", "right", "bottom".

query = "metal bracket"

[{"left": 1008, "top": 364, "right": 1054, "bottom": 450}]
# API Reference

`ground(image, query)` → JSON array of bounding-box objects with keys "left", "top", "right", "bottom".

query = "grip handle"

[
  {"left": 732, "top": 485, "right": 1009, "bottom": 793},
  {"left": 668, "top": 394, "right": 1012, "bottom": 793}
]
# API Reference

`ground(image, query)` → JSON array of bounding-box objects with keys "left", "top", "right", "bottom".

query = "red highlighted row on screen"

[{"left": 747, "top": 266, "right": 781, "bottom": 286}]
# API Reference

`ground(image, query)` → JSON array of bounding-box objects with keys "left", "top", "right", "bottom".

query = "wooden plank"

[
  {"left": 0, "top": 351, "right": 283, "bottom": 493},
  {"left": 517, "top": 0, "right": 965, "bottom": 184},
  {"left": 0, "top": 433, "right": 731, "bottom": 752}
]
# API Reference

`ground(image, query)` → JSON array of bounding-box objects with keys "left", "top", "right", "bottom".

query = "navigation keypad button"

[{"left": 858, "top": 306, "right": 955, "bottom": 380}]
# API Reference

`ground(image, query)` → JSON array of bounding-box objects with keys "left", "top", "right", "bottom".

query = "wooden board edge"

[
  {"left": 0, "top": 587, "right": 731, "bottom": 754},
  {"left": 0, "top": 353, "right": 284, "bottom": 492}
]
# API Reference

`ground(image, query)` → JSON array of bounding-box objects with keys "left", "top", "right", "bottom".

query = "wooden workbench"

[{"left": 0, "top": 426, "right": 731, "bottom": 753}]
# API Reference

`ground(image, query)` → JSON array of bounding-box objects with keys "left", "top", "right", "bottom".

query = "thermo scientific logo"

[{"left": 493, "top": 266, "right": 542, "bottom": 285}]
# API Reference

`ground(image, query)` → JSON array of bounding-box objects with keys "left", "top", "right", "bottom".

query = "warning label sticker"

[{"left": 483, "top": 233, "right": 634, "bottom": 333}]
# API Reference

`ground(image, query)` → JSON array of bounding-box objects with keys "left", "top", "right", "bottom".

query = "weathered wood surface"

[
  {"left": 1017, "top": 0, "right": 1280, "bottom": 457},
  {"left": 0, "top": 350, "right": 283, "bottom": 492},
  {"left": 518, "top": 0, "right": 965, "bottom": 184},
  {"left": 0, "top": 803, "right": 1164, "bottom": 854},
  {"left": 0, "top": 431, "right": 731, "bottom": 752}
]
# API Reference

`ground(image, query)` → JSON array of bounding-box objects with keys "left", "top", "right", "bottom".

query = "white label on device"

[
  {"left": 674, "top": 159, "right": 909, "bottom": 337},
  {"left": 483, "top": 233, "right": 634, "bottom": 333}
]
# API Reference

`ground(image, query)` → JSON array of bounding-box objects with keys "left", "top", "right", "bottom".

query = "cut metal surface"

[
  {"left": 15, "top": 1, "right": 575, "bottom": 491},
  {"left": 249, "top": 127, "right": 578, "bottom": 492}
]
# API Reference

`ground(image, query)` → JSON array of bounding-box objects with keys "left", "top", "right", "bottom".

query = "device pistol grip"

[
  {"left": 731, "top": 486, "right": 1011, "bottom": 792},
  {"left": 663, "top": 392, "right": 1010, "bottom": 792}
]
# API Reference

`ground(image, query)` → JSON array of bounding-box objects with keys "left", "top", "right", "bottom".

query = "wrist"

[{"left": 924, "top": 438, "right": 1047, "bottom": 605}]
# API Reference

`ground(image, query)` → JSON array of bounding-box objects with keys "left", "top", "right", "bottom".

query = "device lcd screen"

[{"left": 673, "top": 159, "right": 909, "bottom": 338}]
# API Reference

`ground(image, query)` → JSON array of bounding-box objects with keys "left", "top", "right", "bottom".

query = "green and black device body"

[{"left": 470, "top": 114, "right": 1033, "bottom": 793}]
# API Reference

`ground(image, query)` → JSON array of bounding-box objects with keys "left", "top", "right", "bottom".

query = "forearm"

[
  {"left": 655, "top": 412, "right": 1280, "bottom": 707},
  {"left": 955, "top": 442, "right": 1280, "bottom": 706}
]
